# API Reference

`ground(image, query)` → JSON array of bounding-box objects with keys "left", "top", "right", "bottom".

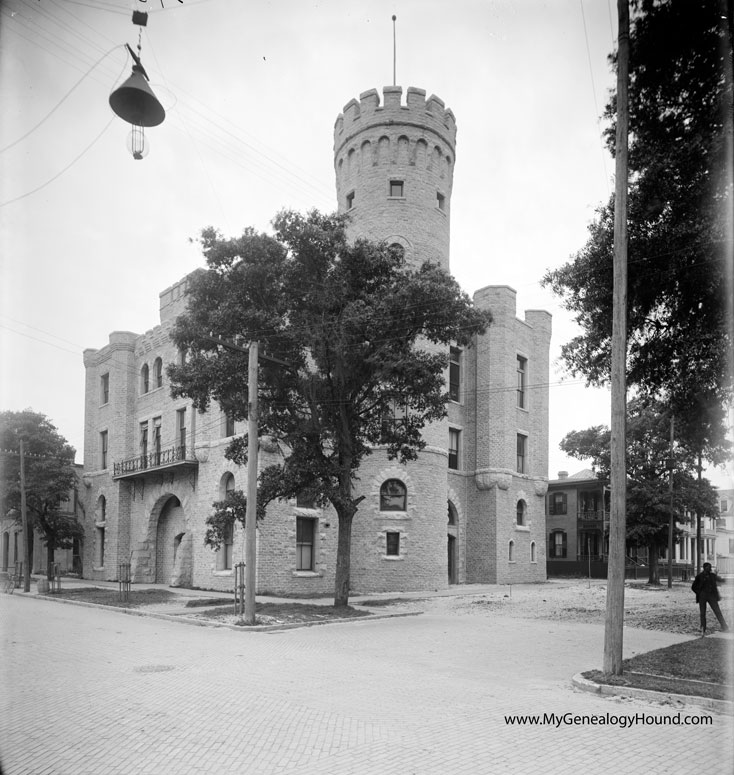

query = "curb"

[
  {"left": 571, "top": 672, "right": 734, "bottom": 716},
  {"left": 5, "top": 590, "right": 423, "bottom": 632}
]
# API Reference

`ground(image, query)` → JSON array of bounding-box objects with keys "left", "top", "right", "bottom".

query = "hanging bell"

[{"left": 109, "top": 65, "right": 165, "bottom": 128}]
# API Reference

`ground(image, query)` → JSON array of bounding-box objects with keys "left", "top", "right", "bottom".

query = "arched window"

[
  {"left": 516, "top": 499, "right": 526, "bottom": 526},
  {"left": 530, "top": 541, "right": 536, "bottom": 563},
  {"left": 219, "top": 472, "right": 235, "bottom": 500},
  {"left": 95, "top": 496, "right": 106, "bottom": 569},
  {"left": 380, "top": 479, "right": 407, "bottom": 511},
  {"left": 153, "top": 358, "right": 163, "bottom": 389},
  {"left": 388, "top": 242, "right": 405, "bottom": 260},
  {"left": 508, "top": 540, "right": 515, "bottom": 562},
  {"left": 217, "top": 474, "right": 236, "bottom": 571},
  {"left": 447, "top": 501, "right": 457, "bottom": 525},
  {"left": 140, "top": 363, "right": 150, "bottom": 394}
]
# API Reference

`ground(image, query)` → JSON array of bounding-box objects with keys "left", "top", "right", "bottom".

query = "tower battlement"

[{"left": 334, "top": 86, "right": 456, "bottom": 154}]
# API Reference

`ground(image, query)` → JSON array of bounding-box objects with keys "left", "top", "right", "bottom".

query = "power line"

[
  {"left": 0, "top": 117, "right": 115, "bottom": 208},
  {"left": 0, "top": 43, "right": 123, "bottom": 154}
]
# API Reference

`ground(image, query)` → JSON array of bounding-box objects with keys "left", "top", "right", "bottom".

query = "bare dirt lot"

[{"left": 356, "top": 578, "right": 733, "bottom": 636}]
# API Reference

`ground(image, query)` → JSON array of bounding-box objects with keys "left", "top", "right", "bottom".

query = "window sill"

[
  {"left": 292, "top": 571, "right": 323, "bottom": 578},
  {"left": 377, "top": 512, "right": 410, "bottom": 520},
  {"left": 381, "top": 555, "right": 404, "bottom": 561},
  {"left": 93, "top": 566, "right": 105, "bottom": 572},
  {"left": 213, "top": 570, "right": 233, "bottom": 577},
  {"left": 515, "top": 525, "right": 530, "bottom": 532}
]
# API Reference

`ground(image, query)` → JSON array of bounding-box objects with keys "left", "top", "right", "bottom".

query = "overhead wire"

[
  {"left": 0, "top": 116, "right": 116, "bottom": 208},
  {"left": 0, "top": 42, "right": 123, "bottom": 154},
  {"left": 578, "top": 0, "right": 611, "bottom": 198}
]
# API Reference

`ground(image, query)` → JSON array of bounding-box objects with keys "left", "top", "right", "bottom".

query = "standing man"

[{"left": 691, "top": 562, "right": 729, "bottom": 635}]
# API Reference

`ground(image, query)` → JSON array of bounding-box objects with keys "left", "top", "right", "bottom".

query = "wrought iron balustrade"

[
  {"left": 577, "top": 509, "right": 606, "bottom": 521},
  {"left": 113, "top": 445, "right": 196, "bottom": 478}
]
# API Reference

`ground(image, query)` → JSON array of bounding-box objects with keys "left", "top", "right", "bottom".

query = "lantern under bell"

[{"left": 109, "top": 65, "right": 165, "bottom": 127}]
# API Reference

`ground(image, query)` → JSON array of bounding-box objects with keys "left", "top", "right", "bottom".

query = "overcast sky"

[{"left": 1, "top": 0, "right": 727, "bottom": 486}]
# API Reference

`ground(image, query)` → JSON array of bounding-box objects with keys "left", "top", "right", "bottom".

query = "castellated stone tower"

[
  {"left": 332, "top": 86, "right": 457, "bottom": 592},
  {"left": 334, "top": 86, "right": 456, "bottom": 272}
]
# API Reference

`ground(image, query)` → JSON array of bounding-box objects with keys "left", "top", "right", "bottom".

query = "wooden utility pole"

[
  {"left": 667, "top": 414, "right": 675, "bottom": 589},
  {"left": 244, "top": 341, "right": 259, "bottom": 625},
  {"left": 19, "top": 439, "right": 31, "bottom": 593},
  {"left": 603, "top": 0, "right": 630, "bottom": 675}
]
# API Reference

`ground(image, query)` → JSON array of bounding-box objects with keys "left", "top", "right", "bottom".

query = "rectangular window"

[
  {"left": 551, "top": 532, "right": 567, "bottom": 559},
  {"left": 516, "top": 434, "right": 527, "bottom": 473},
  {"left": 548, "top": 492, "right": 567, "bottom": 515},
  {"left": 517, "top": 356, "right": 527, "bottom": 409},
  {"left": 224, "top": 413, "right": 235, "bottom": 438},
  {"left": 346, "top": 191, "right": 355, "bottom": 209},
  {"left": 100, "top": 431, "right": 108, "bottom": 469},
  {"left": 222, "top": 523, "right": 234, "bottom": 571},
  {"left": 177, "top": 408, "right": 186, "bottom": 452},
  {"left": 100, "top": 373, "right": 109, "bottom": 404},
  {"left": 448, "top": 428, "right": 460, "bottom": 470},
  {"left": 139, "top": 421, "right": 148, "bottom": 466},
  {"left": 437, "top": 191, "right": 445, "bottom": 211},
  {"left": 296, "top": 517, "right": 315, "bottom": 571},
  {"left": 449, "top": 347, "right": 461, "bottom": 402},
  {"left": 96, "top": 526, "right": 105, "bottom": 567},
  {"left": 389, "top": 180, "right": 404, "bottom": 197},
  {"left": 386, "top": 532, "right": 400, "bottom": 556},
  {"left": 153, "top": 417, "right": 162, "bottom": 464}
]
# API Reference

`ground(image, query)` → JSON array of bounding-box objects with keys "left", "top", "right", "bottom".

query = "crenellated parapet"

[
  {"left": 333, "top": 86, "right": 457, "bottom": 189},
  {"left": 334, "top": 86, "right": 456, "bottom": 151},
  {"left": 333, "top": 86, "right": 457, "bottom": 273}
]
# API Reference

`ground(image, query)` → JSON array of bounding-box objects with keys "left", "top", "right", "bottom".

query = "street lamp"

[{"left": 109, "top": 42, "right": 165, "bottom": 160}]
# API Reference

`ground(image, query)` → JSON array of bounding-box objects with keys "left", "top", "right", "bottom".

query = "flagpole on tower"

[{"left": 392, "top": 15, "right": 397, "bottom": 86}]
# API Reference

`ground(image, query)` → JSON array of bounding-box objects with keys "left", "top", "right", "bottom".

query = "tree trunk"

[
  {"left": 334, "top": 509, "right": 354, "bottom": 608},
  {"left": 647, "top": 548, "right": 660, "bottom": 585},
  {"left": 46, "top": 542, "right": 55, "bottom": 580}
]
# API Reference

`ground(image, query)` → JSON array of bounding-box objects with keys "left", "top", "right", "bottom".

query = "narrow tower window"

[
  {"left": 437, "top": 191, "right": 445, "bottom": 211},
  {"left": 389, "top": 180, "right": 404, "bottom": 197},
  {"left": 346, "top": 191, "right": 355, "bottom": 209},
  {"left": 517, "top": 356, "right": 527, "bottom": 408}
]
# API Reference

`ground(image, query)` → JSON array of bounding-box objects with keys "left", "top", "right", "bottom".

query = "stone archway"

[{"left": 155, "top": 496, "right": 187, "bottom": 585}]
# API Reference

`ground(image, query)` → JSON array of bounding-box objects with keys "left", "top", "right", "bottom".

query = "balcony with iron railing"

[
  {"left": 112, "top": 444, "right": 199, "bottom": 480},
  {"left": 577, "top": 509, "right": 607, "bottom": 523}
]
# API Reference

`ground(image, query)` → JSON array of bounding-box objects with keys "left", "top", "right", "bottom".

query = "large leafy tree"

[
  {"left": 560, "top": 399, "right": 721, "bottom": 584},
  {"left": 0, "top": 410, "right": 82, "bottom": 578},
  {"left": 543, "top": 0, "right": 733, "bottom": 425},
  {"left": 169, "top": 209, "right": 490, "bottom": 606}
]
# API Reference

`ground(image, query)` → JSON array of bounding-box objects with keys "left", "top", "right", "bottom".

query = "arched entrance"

[
  {"left": 155, "top": 496, "right": 184, "bottom": 584},
  {"left": 447, "top": 501, "right": 459, "bottom": 584}
]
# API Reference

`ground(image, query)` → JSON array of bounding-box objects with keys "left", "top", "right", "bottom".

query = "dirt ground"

[{"left": 355, "top": 578, "right": 734, "bottom": 636}]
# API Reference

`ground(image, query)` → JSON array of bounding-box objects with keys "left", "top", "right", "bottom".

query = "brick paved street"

[{"left": 1, "top": 593, "right": 732, "bottom": 775}]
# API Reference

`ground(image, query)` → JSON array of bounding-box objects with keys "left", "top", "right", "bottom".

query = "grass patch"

[
  {"left": 356, "top": 597, "right": 424, "bottom": 607},
  {"left": 583, "top": 637, "right": 733, "bottom": 702},
  {"left": 195, "top": 601, "right": 372, "bottom": 625},
  {"left": 49, "top": 587, "right": 177, "bottom": 608},
  {"left": 184, "top": 597, "right": 232, "bottom": 608}
]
